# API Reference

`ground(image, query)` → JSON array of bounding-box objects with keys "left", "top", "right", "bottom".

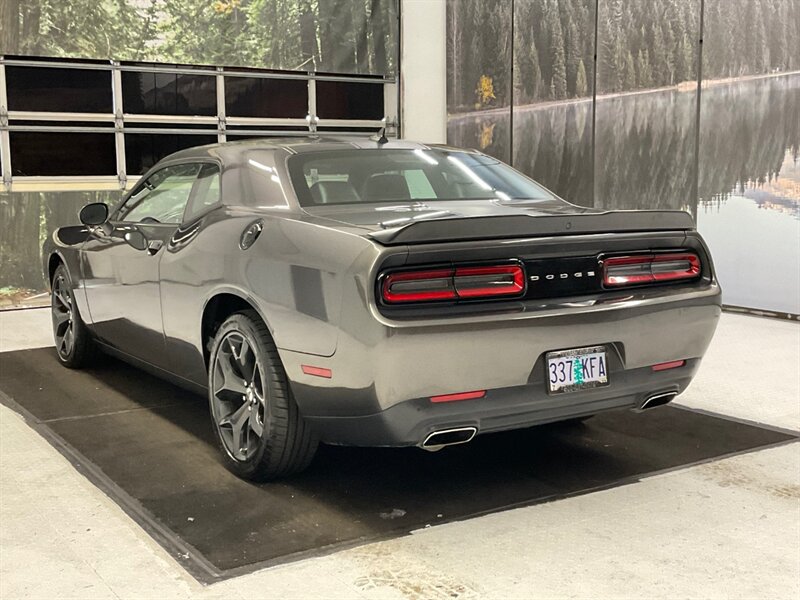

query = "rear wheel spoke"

[
  {"left": 220, "top": 402, "right": 250, "bottom": 459},
  {"left": 216, "top": 350, "right": 247, "bottom": 398},
  {"left": 249, "top": 409, "right": 264, "bottom": 437}
]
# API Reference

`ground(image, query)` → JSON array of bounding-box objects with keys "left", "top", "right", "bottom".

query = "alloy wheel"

[
  {"left": 52, "top": 274, "right": 75, "bottom": 359},
  {"left": 211, "top": 331, "right": 268, "bottom": 461}
]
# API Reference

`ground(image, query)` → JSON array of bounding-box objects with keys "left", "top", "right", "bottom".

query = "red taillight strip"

[
  {"left": 430, "top": 390, "right": 486, "bottom": 403},
  {"left": 652, "top": 359, "right": 686, "bottom": 372},
  {"left": 381, "top": 268, "right": 456, "bottom": 303},
  {"left": 651, "top": 253, "right": 701, "bottom": 281},
  {"left": 301, "top": 365, "right": 332, "bottom": 378},
  {"left": 454, "top": 265, "right": 525, "bottom": 298},
  {"left": 382, "top": 264, "right": 525, "bottom": 304},
  {"left": 603, "top": 252, "right": 701, "bottom": 287}
]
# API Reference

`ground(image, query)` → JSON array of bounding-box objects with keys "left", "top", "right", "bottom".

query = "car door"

[{"left": 81, "top": 163, "right": 201, "bottom": 369}]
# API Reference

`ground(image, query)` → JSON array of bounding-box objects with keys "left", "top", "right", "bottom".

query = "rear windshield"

[{"left": 287, "top": 149, "right": 556, "bottom": 206}]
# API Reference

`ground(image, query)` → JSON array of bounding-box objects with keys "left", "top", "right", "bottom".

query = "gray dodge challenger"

[{"left": 44, "top": 137, "right": 721, "bottom": 480}]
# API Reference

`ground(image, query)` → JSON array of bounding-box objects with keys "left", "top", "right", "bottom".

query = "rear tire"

[
  {"left": 51, "top": 263, "right": 98, "bottom": 369},
  {"left": 208, "top": 310, "right": 318, "bottom": 481}
]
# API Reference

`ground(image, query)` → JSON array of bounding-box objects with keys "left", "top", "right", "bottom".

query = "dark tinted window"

[
  {"left": 287, "top": 149, "right": 555, "bottom": 206},
  {"left": 121, "top": 71, "right": 217, "bottom": 116},
  {"left": 124, "top": 134, "right": 218, "bottom": 175},
  {"left": 10, "top": 133, "right": 116, "bottom": 176},
  {"left": 316, "top": 81, "right": 383, "bottom": 120},
  {"left": 118, "top": 164, "right": 200, "bottom": 223},
  {"left": 225, "top": 77, "right": 308, "bottom": 118},
  {"left": 6, "top": 66, "right": 112, "bottom": 113},
  {"left": 185, "top": 164, "right": 221, "bottom": 221}
]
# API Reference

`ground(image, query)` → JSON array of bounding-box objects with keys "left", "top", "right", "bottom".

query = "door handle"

[{"left": 146, "top": 239, "right": 163, "bottom": 255}]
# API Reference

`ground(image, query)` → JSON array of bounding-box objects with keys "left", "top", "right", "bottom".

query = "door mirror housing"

[
  {"left": 123, "top": 228, "right": 148, "bottom": 251},
  {"left": 79, "top": 202, "right": 109, "bottom": 226}
]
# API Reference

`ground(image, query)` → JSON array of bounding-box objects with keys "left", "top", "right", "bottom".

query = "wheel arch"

[
  {"left": 201, "top": 289, "right": 275, "bottom": 367},
  {"left": 47, "top": 251, "right": 66, "bottom": 285}
]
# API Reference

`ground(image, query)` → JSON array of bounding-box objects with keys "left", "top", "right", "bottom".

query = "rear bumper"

[
  {"left": 306, "top": 360, "right": 700, "bottom": 446},
  {"left": 281, "top": 282, "right": 721, "bottom": 445}
]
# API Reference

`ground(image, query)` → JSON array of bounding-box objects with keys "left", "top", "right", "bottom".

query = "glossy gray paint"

[{"left": 43, "top": 137, "right": 721, "bottom": 446}]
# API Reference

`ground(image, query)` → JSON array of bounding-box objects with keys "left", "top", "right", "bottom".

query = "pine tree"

[
  {"left": 546, "top": 0, "right": 567, "bottom": 100},
  {"left": 623, "top": 50, "right": 636, "bottom": 90},
  {"left": 563, "top": 6, "right": 582, "bottom": 97},
  {"left": 651, "top": 22, "right": 668, "bottom": 86},
  {"left": 636, "top": 49, "right": 652, "bottom": 88},
  {"left": 575, "top": 58, "right": 588, "bottom": 97}
]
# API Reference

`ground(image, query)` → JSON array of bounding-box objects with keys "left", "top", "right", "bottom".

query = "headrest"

[
  {"left": 309, "top": 180, "right": 360, "bottom": 204},
  {"left": 362, "top": 173, "right": 410, "bottom": 201}
]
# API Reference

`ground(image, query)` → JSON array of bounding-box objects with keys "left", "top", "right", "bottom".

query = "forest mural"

[
  {"left": 0, "top": 0, "right": 399, "bottom": 307},
  {"left": 448, "top": 0, "right": 798, "bottom": 110},
  {"left": 0, "top": 0, "right": 398, "bottom": 75}
]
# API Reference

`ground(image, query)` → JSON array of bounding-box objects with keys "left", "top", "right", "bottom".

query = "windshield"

[{"left": 286, "top": 149, "right": 557, "bottom": 206}]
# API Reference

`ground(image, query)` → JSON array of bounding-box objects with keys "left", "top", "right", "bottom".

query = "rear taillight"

[
  {"left": 603, "top": 253, "right": 700, "bottom": 287},
  {"left": 381, "top": 264, "right": 525, "bottom": 304},
  {"left": 381, "top": 269, "right": 456, "bottom": 303}
]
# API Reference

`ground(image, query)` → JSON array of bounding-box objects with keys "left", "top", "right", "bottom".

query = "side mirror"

[
  {"left": 79, "top": 202, "right": 109, "bottom": 226},
  {"left": 123, "top": 228, "right": 148, "bottom": 251}
]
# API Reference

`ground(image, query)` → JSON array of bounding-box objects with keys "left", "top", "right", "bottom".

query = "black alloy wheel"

[
  {"left": 211, "top": 330, "right": 267, "bottom": 461},
  {"left": 208, "top": 310, "right": 318, "bottom": 480},
  {"left": 51, "top": 263, "right": 97, "bottom": 368}
]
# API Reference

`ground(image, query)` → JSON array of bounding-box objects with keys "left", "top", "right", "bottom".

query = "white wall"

[{"left": 400, "top": 0, "right": 447, "bottom": 143}]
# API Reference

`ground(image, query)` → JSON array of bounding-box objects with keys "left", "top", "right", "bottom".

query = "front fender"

[{"left": 43, "top": 227, "right": 92, "bottom": 323}]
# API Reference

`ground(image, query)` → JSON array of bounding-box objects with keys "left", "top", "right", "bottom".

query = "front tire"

[
  {"left": 51, "top": 263, "right": 97, "bottom": 368},
  {"left": 208, "top": 310, "right": 318, "bottom": 481}
]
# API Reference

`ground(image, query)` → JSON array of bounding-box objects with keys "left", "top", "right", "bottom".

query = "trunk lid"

[{"left": 300, "top": 200, "right": 695, "bottom": 245}]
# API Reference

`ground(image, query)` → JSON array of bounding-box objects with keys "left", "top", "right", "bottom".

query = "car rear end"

[{"left": 290, "top": 215, "right": 721, "bottom": 448}]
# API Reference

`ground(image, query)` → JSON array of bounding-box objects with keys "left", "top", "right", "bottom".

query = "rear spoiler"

[{"left": 368, "top": 210, "right": 695, "bottom": 245}]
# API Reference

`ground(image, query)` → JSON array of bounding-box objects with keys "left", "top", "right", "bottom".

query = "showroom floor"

[{"left": 1, "top": 309, "right": 798, "bottom": 599}]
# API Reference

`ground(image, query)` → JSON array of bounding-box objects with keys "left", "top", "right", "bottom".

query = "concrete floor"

[{"left": 0, "top": 309, "right": 798, "bottom": 599}]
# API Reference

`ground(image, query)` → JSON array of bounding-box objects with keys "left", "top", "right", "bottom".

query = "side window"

[
  {"left": 117, "top": 163, "right": 200, "bottom": 223},
  {"left": 184, "top": 164, "right": 221, "bottom": 222}
]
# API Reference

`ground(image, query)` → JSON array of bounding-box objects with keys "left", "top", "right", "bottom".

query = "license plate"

[{"left": 546, "top": 345, "right": 608, "bottom": 393}]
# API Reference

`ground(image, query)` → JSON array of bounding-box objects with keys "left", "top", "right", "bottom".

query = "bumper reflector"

[
  {"left": 301, "top": 365, "right": 332, "bottom": 378},
  {"left": 651, "top": 360, "right": 686, "bottom": 372},
  {"left": 430, "top": 390, "right": 486, "bottom": 403}
]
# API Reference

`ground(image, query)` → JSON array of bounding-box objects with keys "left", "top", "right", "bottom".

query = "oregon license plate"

[{"left": 546, "top": 345, "right": 608, "bottom": 393}]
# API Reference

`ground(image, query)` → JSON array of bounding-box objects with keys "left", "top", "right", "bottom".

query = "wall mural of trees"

[
  {"left": 0, "top": 191, "right": 123, "bottom": 306},
  {"left": 447, "top": 0, "right": 800, "bottom": 207},
  {"left": 0, "top": 0, "right": 398, "bottom": 75}
]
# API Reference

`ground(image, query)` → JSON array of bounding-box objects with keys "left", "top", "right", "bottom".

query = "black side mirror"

[
  {"left": 123, "top": 228, "right": 148, "bottom": 251},
  {"left": 79, "top": 202, "right": 109, "bottom": 226}
]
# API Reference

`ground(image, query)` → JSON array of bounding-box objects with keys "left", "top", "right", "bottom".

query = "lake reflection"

[
  {"left": 448, "top": 74, "right": 800, "bottom": 314},
  {"left": 697, "top": 152, "right": 800, "bottom": 315}
]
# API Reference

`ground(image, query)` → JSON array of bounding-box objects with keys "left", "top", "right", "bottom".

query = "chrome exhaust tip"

[
  {"left": 640, "top": 391, "right": 678, "bottom": 410},
  {"left": 421, "top": 426, "right": 477, "bottom": 451}
]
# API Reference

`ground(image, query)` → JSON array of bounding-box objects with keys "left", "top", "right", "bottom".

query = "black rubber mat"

[{"left": 1, "top": 348, "right": 796, "bottom": 582}]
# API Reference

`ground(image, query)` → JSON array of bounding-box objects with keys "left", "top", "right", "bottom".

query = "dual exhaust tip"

[
  {"left": 421, "top": 426, "right": 477, "bottom": 451},
  {"left": 640, "top": 391, "right": 678, "bottom": 410},
  {"left": 421, "top": 392, "right": 676, "bottom": 450}
]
